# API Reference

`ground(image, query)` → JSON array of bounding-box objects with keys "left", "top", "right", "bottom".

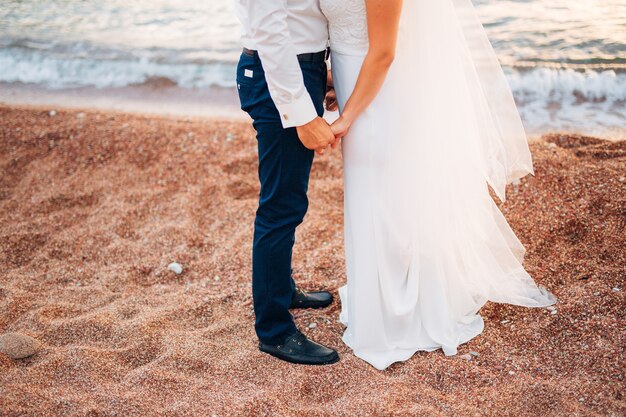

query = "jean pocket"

[{"left": 236, "top": 55, "right": 259, "bottom": 87}]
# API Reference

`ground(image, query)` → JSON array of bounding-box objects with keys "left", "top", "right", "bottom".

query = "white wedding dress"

[{"left": 320, "top": 0, "right": 557, "bottom": 370}]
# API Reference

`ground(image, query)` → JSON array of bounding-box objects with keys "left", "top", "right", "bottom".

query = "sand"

[{"left": 0, "top": 105, "right": 624, "bottom": 416}]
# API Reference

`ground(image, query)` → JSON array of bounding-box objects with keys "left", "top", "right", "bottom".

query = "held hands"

[
  {"left": 296, "top": 68, "right": 351, "bottom": 154},
  {"left": 296, "top": 117, "right": 335, "bottom": 155},
  {"left": 296, "top": 114, "right": 351, "bottom": 155}
]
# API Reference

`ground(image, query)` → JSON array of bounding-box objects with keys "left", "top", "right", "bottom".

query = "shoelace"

[
  {"left": 290, "top": 330, "right": 307, "bottom": 345},
  {"left": 277, "top": 330, "right": 306, "bottom": 350}
]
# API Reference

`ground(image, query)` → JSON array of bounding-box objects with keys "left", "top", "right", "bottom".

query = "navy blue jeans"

[{"left": 236, "top": 52, "right": 327, "bottom": 345}]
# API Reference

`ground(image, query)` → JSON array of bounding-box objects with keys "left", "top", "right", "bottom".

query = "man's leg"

[
  {"left": 237, "top": 52, "right": 338, "bottom": 364},
  {"left": 252, "top": 122, "right": 314, "bottom": 344}
]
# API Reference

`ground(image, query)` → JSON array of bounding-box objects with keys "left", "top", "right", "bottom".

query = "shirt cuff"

[{"left": 275, "top": 93, "right": 318, "bottom": 129}]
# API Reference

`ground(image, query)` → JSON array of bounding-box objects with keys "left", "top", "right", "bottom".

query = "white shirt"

[{"left": 234, "top": 0, "right": 328, "bottom": 128}]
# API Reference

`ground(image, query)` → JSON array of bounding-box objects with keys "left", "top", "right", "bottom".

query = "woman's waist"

[{"left": 329, "top": 41, "right": 369, "bottom": 57}]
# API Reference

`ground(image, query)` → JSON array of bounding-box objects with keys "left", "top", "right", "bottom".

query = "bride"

[{"left": 320, "top": 0, "right": 557, "bottom": 370}]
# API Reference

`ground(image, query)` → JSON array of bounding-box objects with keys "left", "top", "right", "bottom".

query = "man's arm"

[
  {"left": 245, "top": 0, "right": 318, "bottom": 128},
  {"left": 243, "top": 0, "right": 334, "bottom": 153}
]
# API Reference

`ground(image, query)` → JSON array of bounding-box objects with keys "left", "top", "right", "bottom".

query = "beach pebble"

[
  {"left": 214, "top": 275, "right": 220, "bottom": 282},
  {"left": 226, "top": 133, "right": 234, "bottom": 142},
  {"left": 49, "top": 110, "right": 57, "bottom": 117},
  {"left": 470, "top": 351, "right": 479, "bottom": 357},
  {"left": 546, "top": 306, "right": 556, "bottom": 311},
  {"left": 508, "top": 370, "right": 516, "bottom": 375},
  {"left": 308, "top": 322, "right": 317, "bottom": 329},
  {"left": 0, "top": 332, "right": 41, "bottom": 359},
  {"left": 168, "top": 262, "right": 183, "bottom": 275},
  {"left": 459, "top": 354, "right": 472, "bottom": 361},
  {"left": 551, "top": 310, "right": 558, "bottom": 315},
  {"left": 612, "top": 287, "right": 620, "bottom": 292}
]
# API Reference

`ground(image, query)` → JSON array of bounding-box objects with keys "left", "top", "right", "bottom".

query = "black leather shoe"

[
  {"left": 259, "top": 329, "right": 339, "bottom": 365},
  {"left": 289, "top": 286, "right": 333, "bottom": 309}
]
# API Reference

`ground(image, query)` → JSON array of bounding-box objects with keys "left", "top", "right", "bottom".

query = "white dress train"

[{"left": 320, "top": 0, "right": 557, "bottom": 370}]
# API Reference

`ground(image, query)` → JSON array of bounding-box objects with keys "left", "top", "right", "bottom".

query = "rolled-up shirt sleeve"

[{"left": 245, "top": 0, "right": 318, "bottom": 128}]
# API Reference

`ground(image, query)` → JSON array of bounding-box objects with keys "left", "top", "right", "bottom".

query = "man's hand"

[
  {"left": 296, "top": 117, "right": 335, "bottom": 155},
  {"left": 325, "top": 88, "right": 338, "bottom": 112},
  {"left": 325, "top": 70, "right": 338, "bottom": 112}
]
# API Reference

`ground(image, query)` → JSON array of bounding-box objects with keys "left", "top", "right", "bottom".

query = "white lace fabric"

[{"left": 321, "top": 0, "right": 369, "bottom": 56}]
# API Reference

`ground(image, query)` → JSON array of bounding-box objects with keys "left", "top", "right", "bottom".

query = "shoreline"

[
  {"left": 0, "top": 82, "right": 245, "bottom": 121},
  {"left": 0, "top": 104, "right": 624, "bottom": 416},
  {"left": 1, "top": 82, "right": 624, "bottom": 141}
]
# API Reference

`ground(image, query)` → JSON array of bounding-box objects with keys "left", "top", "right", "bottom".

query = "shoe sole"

[
  {"left": 259, "top": 346, "right": 340, "bottom": 366},
  {"left": 289, "top": 296, "right": 334, "bottom": 310},
  {"left": 289, "top": 301, "right": 333, "bottom": 310}
]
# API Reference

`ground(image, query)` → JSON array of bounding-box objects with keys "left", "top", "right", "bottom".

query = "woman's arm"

[{"left": 330, "top": 0, "right": 403, "bottom": 139}]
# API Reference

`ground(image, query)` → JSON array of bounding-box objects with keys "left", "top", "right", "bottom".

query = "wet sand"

[{"left": 0, "top": 105, "right": 624, "bottom": 416}]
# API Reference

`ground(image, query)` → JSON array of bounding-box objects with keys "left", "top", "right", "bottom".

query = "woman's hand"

[{"left": 330, "top": 115, "right": 352, "bottom": 146}]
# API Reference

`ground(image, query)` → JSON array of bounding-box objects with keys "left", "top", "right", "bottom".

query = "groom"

[{"left": 234, "top": 0, "right": 339, "bottom": 365}]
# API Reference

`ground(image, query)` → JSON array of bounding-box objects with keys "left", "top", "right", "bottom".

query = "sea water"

[{"left": 0, "top": 0, "right": 624, "bottom": 137}]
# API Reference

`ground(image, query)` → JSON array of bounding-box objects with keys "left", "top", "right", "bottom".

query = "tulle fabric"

[{"left": 333, "top": 0, "right": 556, "bottom": 370}]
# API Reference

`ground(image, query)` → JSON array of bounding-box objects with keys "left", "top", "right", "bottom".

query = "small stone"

[
  {"left": 459, "top": 354, "right": 472, "bottom": 361},
  {"left": 0, "top": 332, "right": 41, "bottom": 359},
  {"left": 548, "top": 142, "right": 557, "bottom": 149},
  {"left": 550, "top": 310, "right": 557, "bottom": 315},
  {"left": 308, "top": 322, "right": 317, "bottom": 329},
  {"left": 500, "top": 320, "right": 510, "bottom": 324},
  {"left": 612, "top": 287, "right": 620, "bottom": 292},
  {"left": 168, "top": 262, "right": 183, "bottom": 275},
  {"left": 546, "top": 306, "right": 556, "bottom": 311},
  {"left": 469, "top": 351, "right": 479, "bottom": 357},
  {"left": 77, "top": 112, "right": 85, "bottom": 119},
  {"left": 214, "top": 275, "right": 220, "bottom": 282},
  {"left": 508, "top": 370, "right": 515, "bottom": 375},
  {"left": 49, "top": 110, "right": 57, "bottom": 117},
  {"left": 593, "top": 292, "right": 600, "bottom": 296},
  {"left": 226, "top": 133, "right": 234, "bottom": 142}
]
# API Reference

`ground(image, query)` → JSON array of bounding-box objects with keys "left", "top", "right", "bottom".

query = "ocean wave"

[
  {"left": 2, "top": 47, "right": 626, "bottom": 100},
  {"left": 0, "top": 48, "right": 236, "bottom": 89},
  {"left": 506, "top": 67, "right": 626, "bottom": 103},
  {"left": 505, "top": 68, "right": 625, "bottom": 136},
  {"left": 0, "top": 46, "right": 624, "bottom": 137}
]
